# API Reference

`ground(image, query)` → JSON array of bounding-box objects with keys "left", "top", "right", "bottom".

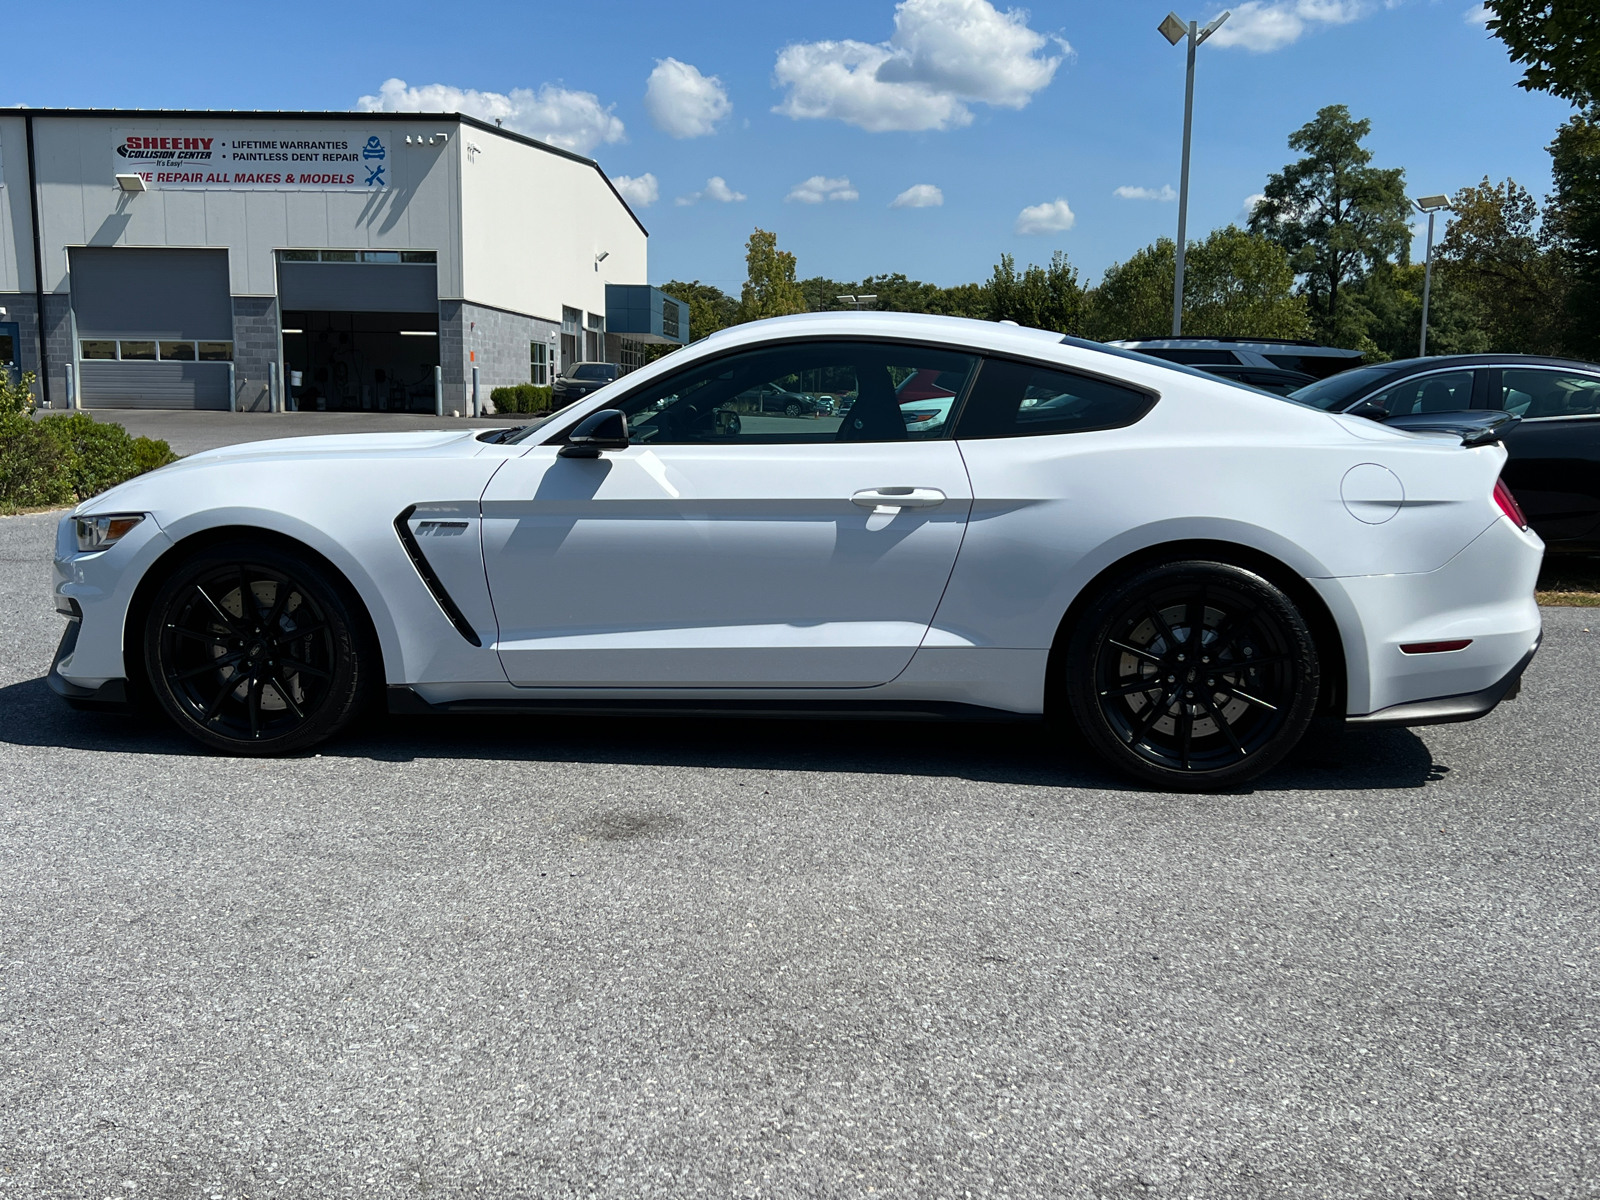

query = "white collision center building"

[{"left": 0, "top": 108, "right": 687, "bottom": 413}]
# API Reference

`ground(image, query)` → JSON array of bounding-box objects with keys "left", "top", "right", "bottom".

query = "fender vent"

[{"left": 394, "top": 505, "right": 482, "bottom": 647}]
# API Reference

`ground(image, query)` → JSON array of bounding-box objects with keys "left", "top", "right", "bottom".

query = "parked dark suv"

[
  {"left": 552, "top": 361, "right": 621, "bottom": 404},
  {"left": 1290, "top": 354, "right": 1600, "bottom": 553}
]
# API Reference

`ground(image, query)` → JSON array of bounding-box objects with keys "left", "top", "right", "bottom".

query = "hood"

[{"left": 75, "top": 428, "right": 487, "bottom": 516}]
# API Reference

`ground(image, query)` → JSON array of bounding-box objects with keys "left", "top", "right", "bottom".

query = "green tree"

[
  {"left": 660, "top": 279, "right": 741, "bottom": 342},
  {"left": 1548, "top": 108, "right": 1600, "bottom": 358},
  {"left": 1082, "top": 241, "right": 1174, "bottom": 341},
  {"left": 797, "top": 275, "right": 851, "bottom": 312},
  {"left": 1485, "top": 1, "right": 1600, "bottom": 104},
  {"left": 739, "top": 228, "right": 806, "bottom": 322},
  {"left": 1434, "top": 176, "right": 1568, "bottom": 355},
  {"left": 1345, "top": 262, "right": 1487, "bottom": 362},
  {"left": 1250, "top": 104, "right": 1411, "bottom": 345},
  {"left": 1183, "top": 226, "right": 1312, "bottom": 338},
  {"left": 1082, "top": 229, "right": 1309, "bottom": 341},
  {"left": 987, "top": 252, "right": 1084, "bottom": 334}
]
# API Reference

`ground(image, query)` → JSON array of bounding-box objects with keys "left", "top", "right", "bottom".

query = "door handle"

[{"left": 851, "top": 487, "right": 946, "bottom": 511}]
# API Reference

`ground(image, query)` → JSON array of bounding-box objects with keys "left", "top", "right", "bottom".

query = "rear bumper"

[{"left": 1344, "top": 633, "right": 1540, "bottom": 729}]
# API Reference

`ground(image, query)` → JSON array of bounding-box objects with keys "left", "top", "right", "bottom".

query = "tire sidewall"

[
  {"left": 1064, "top": 559, "right": 1320, "bottom": 791},
  {"left": 144, "top": 540, "right": 371, "bottom": 755}
]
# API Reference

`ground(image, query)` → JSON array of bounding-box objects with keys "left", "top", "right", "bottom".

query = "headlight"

[{"left": 75, "top": 513, "right": 144, "bottom": 553}]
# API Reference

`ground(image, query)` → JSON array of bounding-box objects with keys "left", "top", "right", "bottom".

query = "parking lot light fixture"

[
  {"left": 837, "top": 294, "right": 877, "bottom": 311},
  {"left": 1414, "top": 195, "right": 1452, "bottom": 357},
  {"left": 1160, "top": 9, "right": 1230, "bottom": 337}
]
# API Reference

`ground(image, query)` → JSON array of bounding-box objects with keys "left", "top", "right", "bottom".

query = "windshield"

[
  {"left": 570, "top": 364, "right": 618, "bottom": 381},
  {"left": 1288, "top": 365, "right": 1394, "bottom": 410}
]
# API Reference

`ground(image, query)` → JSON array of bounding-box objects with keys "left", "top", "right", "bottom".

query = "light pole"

[
  {"left": 1159, "top": 10, "right": 1230, "bottom": 337},
  {"left": 1413, "top": 194, "right": 1451, "bottom": 357}
]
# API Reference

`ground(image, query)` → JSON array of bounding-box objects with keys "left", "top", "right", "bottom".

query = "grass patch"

[{"left": 1537, "top": 556, "right": 1600, "bottom": 606}]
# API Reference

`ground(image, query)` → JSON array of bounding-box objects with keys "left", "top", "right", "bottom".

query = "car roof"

[
  {"left": 1109, "top": 337, "right": 1364, "bottom": 359},
  {"left": 1354, "top": 353, "right": 1600, "bottom": 374}
]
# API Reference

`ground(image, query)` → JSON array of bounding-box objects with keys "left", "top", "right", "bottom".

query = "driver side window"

[{"left": 608, "top": 341, "right": 978, "bottom": 445}]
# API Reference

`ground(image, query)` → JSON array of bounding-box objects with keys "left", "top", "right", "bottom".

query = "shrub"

[
  {"left": 489, "top": 383, "right": 553, "bottom": 414},
  {"left": 0, "top": 372, "right": 180, "bottom": 512}
]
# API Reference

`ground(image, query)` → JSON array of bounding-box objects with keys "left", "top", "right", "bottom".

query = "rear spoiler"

[{"left": 1354, "top": 406, "right": 1521, "bottom": 447}]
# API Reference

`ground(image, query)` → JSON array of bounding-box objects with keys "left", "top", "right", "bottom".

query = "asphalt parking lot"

[{"left": 2, "top": 508, "right": 1597, "bottom": 1200}]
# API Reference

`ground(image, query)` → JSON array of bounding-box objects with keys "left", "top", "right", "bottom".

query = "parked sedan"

[
  {"left": 734, "top": 382, "right": 827, "bottom": 417},
  {"left": 1290, "top": 353, "right": 1600, "bottom": 552},
  {"left": 551, "top": 361, "right": 621, "bottom": 404},
  {"left": 49, "top": 314, "right": 1540, "bottom": 792}
]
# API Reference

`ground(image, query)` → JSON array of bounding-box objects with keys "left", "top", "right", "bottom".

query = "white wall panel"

[
  {"left": 0, "top": 115, "right": 29, "bottom": 291},
  {"left": 459, "top": 134, "right": 645, "bottom": 320}
]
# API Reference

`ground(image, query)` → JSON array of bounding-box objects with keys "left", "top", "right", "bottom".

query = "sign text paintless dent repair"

[{"left": 113, "top": 129, "right": 389, "bottom": 190}]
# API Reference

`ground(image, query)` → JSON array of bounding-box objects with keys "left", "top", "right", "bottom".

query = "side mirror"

[{"left": 558, "top": 408, "right": 630, "bottom": 458}]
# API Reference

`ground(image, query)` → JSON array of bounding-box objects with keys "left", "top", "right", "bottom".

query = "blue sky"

[{"left": 6, "top": 1, "right": 1577, "bottom": 290}]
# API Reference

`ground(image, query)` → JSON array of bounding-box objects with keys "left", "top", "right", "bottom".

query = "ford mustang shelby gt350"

[{"left": 49, "top": 313, "right": 1543, "bottom": 790}]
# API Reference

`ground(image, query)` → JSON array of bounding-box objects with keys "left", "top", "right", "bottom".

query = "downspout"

[{"left": 23, "top": 112, "right": 51, "bottom": 408}]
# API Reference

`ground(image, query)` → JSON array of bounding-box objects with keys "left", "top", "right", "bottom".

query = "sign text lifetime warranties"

[{"left": 113, "top": 130, "right": 391, "bottom": 190}]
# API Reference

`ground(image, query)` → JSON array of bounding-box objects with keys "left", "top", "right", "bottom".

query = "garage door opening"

[{"left": 282, "top": 311, "right": 439, "bottom": 412}]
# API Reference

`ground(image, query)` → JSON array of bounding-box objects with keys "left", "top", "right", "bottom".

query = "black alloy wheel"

[
  {"left": 784, "top": 402, "right": 803, "bottom": 417},
  {"left": 145, "top": 541, "right": 373, "bottom": 755},
  {"left": 1065, "top": 561, "right": 1319, "bottom": 790}
]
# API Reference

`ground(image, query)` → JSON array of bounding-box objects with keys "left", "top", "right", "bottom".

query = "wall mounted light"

[{"left": 115, "top": 174, "right": 147, "bottom": 192}]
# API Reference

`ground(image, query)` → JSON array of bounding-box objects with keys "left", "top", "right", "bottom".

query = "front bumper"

[
  {"left": 46, "top": 618, "right": 130, "bottom": 711},
  {"left": 1344, "top": 633, "right": 1540, "bottom": 729}
]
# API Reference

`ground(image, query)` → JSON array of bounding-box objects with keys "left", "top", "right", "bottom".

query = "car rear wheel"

[
  {"left": 1064, "top": 560, "right": 1319, "bottom": 791},
  {"left": 784, "top": 402, "right": 802, "bottom": 417},
  {"left": 144, "top": 541, "right": 374, "bottom": 755}
]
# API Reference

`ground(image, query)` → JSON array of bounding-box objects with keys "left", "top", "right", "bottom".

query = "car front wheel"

[
  {"left": 144, "top": 540, "right": 375, "bottom": 755},
  {"left": 1064, "top": 560, "right": 1320, "bottom": 791}
]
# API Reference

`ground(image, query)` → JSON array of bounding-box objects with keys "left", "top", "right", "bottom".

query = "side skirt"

[{"left": 387, "top": 685, "right": 1042, "bottom": 724}]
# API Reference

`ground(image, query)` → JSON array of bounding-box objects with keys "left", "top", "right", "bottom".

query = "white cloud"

[
  {"left": 675, "top": 175, "right": 747, "bottom": 206},
  {"left": 1464, "top": 3, "right": 1490, "bottom": 24},
  {"left": 773, "top": 0, "right": 1068, "bottom": 133},
  {"left": 786, "top": 175, "right": 859, "bottom": 203},
  {"left": 612, "top": 173, "right": 659, "bottom": 208},
  {"left": 644, "top": 58, "right": 732, "bottom": 138},
  {"left": 357, "top": 78, "right": 625, "bottom": 155},
  {"left": 1242, "top": 192, "right": 1267, "bottom": 218},
  {"left": 1015, "top": 198, "right": 1075, "bottom": 235},
  {"left": 1114, "top": 184, "right": 1177, "bottom": 201},
  {"left": 1205, "top": 1, "right": 1367, "bottom": 52},
  {"left": 890, "top": 183, "right": 944, "bottom": 208}
]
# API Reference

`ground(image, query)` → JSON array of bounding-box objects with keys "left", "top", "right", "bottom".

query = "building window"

[
  {"left": 617, "top": 339, "right": 647, "bottom": 375},
  {"left": 81, "top": 339, "right": 232, "bottom": 362},
  {"left": 530, "top": 341, "right": 549, "bottom": 386},
  {"left": 276, "top": 249, "right": 437, "bottom": 264},
  {"left": 585, "top": 312, "right": 605, "bottom": 363},
  {"left": 560, "top": 306, "right": 581, "bottom": 373},
  {"left": 662, "top": 299, "right": 680, "bottom": 341}
]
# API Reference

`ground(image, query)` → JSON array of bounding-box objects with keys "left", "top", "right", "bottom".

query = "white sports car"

[{"left": 49, "top": 313, "right": 1543, "bottom": 790}]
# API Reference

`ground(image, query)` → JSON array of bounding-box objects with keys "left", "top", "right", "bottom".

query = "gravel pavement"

[{"left": 1, "top": 508, "right": 1596, "bottom": 1200}]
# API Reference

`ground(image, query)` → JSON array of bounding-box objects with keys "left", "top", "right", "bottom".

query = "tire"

[
  {"left": 784, "top": 402, "right": 802, "bottom": 417},
  {"left": 1063, "top": 560, "right": 1319, "bottom": 791},
  {"left": 144, "top": 540, "right": 375, "bottom": 755}
]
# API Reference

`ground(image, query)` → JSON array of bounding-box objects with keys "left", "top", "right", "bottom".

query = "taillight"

[{"left": 1494, "top": 478, "right": 1529, "bottom": 530}]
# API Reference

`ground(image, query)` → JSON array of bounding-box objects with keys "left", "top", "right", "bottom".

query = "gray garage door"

[{"left": 70, "top": 247, "right": 233, "bottom": 410}]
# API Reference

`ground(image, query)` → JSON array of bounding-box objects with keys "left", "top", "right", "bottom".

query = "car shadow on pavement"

[{"left": 0, "top": 673, "right": 1443, "bottom": 793}]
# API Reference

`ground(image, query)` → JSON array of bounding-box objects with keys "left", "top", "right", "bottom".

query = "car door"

[
  {"left": 1489, "top": 365, "right": 1600, "bottom": 547},
  {"left": 480, "top": 339, "right": 978, "bottom": 688}
]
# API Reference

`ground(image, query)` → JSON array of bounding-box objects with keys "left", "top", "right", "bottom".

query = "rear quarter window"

[{"left": 954, "top": 358, "right": 1156, "bottom": 439}]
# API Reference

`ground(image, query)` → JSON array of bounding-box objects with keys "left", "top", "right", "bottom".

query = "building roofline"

[{"left": 0, "top": 106, "right": 648, "bottom": 238}]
